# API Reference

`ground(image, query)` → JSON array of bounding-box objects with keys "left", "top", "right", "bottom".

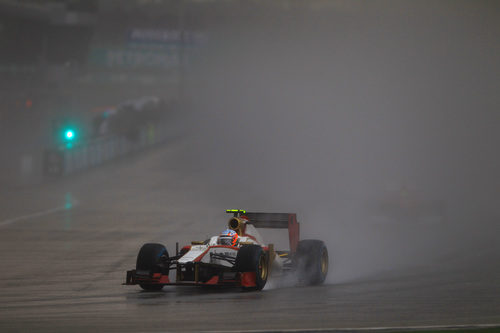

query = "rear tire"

[
  {"left": 136, "top": 243, "right": 169, "bottom": 291},
  {"left": 295, "top": 240, "right": 328, "bottom": 285},
  {"left": 236, "top": 245, "right": 268, "bottom": 291}
]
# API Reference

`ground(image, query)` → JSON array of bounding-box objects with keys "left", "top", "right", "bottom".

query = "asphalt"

[{"left": 0, "top": 141, "right": 499, "bottom": 332}]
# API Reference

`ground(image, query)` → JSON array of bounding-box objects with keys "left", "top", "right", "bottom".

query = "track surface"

[{"left": 0, "top": 141, "right": 499, "bottom": 332}]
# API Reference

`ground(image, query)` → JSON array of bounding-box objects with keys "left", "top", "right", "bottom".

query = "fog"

[
  {"left": 2, "top": 1, "right": 499, "bottom": 284},
  {"left": 178, "top": 1, "right": 500, "bottom": 282}
]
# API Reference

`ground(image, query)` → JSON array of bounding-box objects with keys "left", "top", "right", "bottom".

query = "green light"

[
  {"left": 60, "top": 127, "right": 78, "bottom": 149},
  {"left": 65, "top": 130, "right": 75, "bottom": 140}
]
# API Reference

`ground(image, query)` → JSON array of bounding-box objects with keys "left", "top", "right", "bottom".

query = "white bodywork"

[
  {"left": 177, "top": 235, "right": 260, "bottom": 267},
  {"left": 177, "top": 223, "right": 286, "bottom": 271}
]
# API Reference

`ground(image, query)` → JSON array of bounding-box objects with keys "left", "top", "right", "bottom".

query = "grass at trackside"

[{"left": 393, "top": 328, "right": 500, "bottom": 333}]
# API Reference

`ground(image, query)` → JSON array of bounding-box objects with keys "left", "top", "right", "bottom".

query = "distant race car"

[{"left": 124, "top": 210, "right": 329, "bottom": 291}]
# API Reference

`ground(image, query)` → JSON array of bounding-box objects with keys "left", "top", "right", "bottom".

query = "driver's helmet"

[{"left": 218, "top": 229, "right": 239, "bottom": 246}]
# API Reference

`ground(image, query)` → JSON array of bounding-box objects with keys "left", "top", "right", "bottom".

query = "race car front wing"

[{"left": 124, "top": 261, "right": 258, "bottom": 288}]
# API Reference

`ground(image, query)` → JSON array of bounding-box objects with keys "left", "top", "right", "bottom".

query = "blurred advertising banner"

[
  {"left": 128, "top": 29, "right": 183, "bottom": 44},
  {"left": 128, "top": 28, "right": 205, "bottom": 45},
  {"left": 89, "top": 29, "right": 206, "bottom": 69},
  {"left": 89, "top": 47, "right": 179, "bottom": 69}
]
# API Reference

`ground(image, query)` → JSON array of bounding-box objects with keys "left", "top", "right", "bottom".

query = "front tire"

[
  {"left": 136, "top": 243, "right": 169, "bottom": 291},
  {"left": 295, "top": 240, "right": 328, "bottom": 285},
  {"left": 236, "top": 245, "right": 268, "bottom": 291},
  {"left": 139, "top": 283, "right": 164, "bottom": 291}
]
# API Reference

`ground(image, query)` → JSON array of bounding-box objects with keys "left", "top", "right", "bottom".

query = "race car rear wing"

[
  {"left": 243, "top": 212, "right": 293, "bottom": 228},
  {"left": 227, "top": 211, "right": 300, "bottom": 253}
]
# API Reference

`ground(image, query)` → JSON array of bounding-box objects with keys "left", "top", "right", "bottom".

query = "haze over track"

[{"left": 0, "top": 142, "right": 499, "bottom": 332}]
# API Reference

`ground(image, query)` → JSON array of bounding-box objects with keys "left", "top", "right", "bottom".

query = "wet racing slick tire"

[
  {"left": 295, "top": 240, "right": 328, "bottom": 285},
  {"left": 235, "top": 245, "right": 268, "bottom": 291},
  {"left": 136, "top": 243, "right": 169, "bottom": 291}
]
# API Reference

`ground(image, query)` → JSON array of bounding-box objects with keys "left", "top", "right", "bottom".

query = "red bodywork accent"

[
  {"left": 288, "top": 214, "right": 300, "bottom": 253},
  {"left": 205, "top": 276, "right": 220, "bottom": 285},
  {"left": 151, "top": 273, "right": 171, "bottom": 284},
  {"left": 126, "top": 271, "right": 170, "bottom": 285},
  {"left": 240, "top": 272, "right": 257, "bottom": 287}
]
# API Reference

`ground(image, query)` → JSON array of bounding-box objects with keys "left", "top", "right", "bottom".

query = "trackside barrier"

[{"left": 44, "top": 122, "right": 169, "bottom": 177}]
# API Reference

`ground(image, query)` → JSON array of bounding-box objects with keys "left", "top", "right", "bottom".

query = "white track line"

[
  {"left": 0, "top": 200, "right": 79, "bottom": 227},
  {"left": 199, "top": 323, "right": 500, "bottom": 333}
]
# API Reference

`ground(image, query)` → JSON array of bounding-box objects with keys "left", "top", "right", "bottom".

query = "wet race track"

[{"left": 1, "top": 141, "right": 500, "bottom": 332}]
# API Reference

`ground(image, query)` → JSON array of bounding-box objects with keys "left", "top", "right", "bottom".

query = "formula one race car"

[{"left": 124, "top": 210, "right": 329, "bottom": 291}]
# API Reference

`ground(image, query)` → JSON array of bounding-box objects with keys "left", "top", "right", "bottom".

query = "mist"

[
  {"left": 177, "top": 1, "right": 500, "bottom": 282},
  {"left": 3, "top": 3, "right": 500, "bottom": 331},
  {"left": 1, "top": 0, "right": 499, "bottom": 285}
]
